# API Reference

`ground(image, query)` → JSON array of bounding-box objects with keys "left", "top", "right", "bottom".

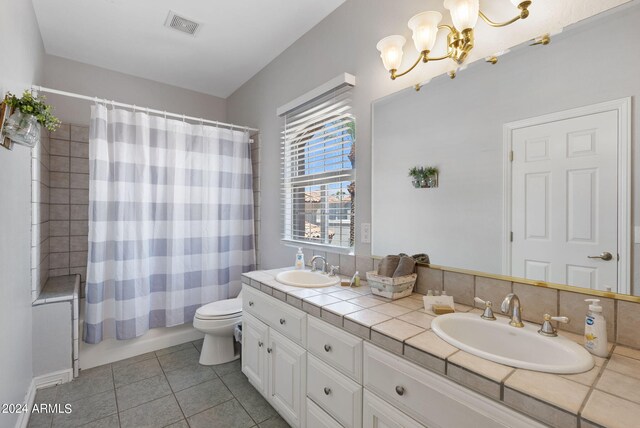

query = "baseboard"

[
  {"left": 14, "top": 369, "right": 73, "bottom": 428},
  {"left": 33, "top": 369, "right": 73, "bottom": 389}
]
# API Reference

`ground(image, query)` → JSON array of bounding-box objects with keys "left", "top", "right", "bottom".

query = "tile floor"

[{"left": 28, "top": 339, "right": 290, "bottom": 428}]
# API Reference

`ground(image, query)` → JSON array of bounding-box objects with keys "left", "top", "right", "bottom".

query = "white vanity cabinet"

[
  {"left": 242, "top": 285, "right": 307, "bottom": 427},
  {"left": 363, "top": 343, "right": 544, "bottom": 428},
  {"left": 242, "top": 282, "right": 544, "bottom": 428}
]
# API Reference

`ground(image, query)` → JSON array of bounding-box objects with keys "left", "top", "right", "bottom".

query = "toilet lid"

[{"left": 196, "top": 298, "right": 242, "bottom": 318}]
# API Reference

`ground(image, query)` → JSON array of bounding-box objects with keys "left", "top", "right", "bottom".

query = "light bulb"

[
  {"left": 376, "top": 35, "right": 406, "bottom": 71},
  {"left": 408, "top": 11, "right": 442, "bottom": 53},
  {"left": 444, "top": 0, "right": 479, "bottom": 32}
]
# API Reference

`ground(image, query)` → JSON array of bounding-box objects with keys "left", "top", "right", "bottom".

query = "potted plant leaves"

[
  {"left": 2, "top": 90, "right": 61, "bottom": 148},
  {"left": 425, "top": 166, "right": 439, "bottom": 188},
  {"left": 409, "top": 166, "right": 439, "bottom": 188},
  {"left": 408, "top": 166, "right": 427, "bottom": 188}
]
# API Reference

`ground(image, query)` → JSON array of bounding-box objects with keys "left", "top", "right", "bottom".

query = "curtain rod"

[{"left": 31, "top": 85, "right": 259, "bottom": 134}]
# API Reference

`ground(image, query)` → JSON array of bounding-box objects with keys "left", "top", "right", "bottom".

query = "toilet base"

[{"left": 199, "top": 333, "right": 239, "bottom": 366}]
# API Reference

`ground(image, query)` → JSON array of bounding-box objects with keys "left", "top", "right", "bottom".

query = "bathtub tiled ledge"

[{"left": 242, "top": 268, "right": 640, "bottom": 428}]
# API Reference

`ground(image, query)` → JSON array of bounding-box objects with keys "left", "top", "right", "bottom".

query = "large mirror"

[{"left": 372, "top": 3, "right": 639, "bottom": 296}]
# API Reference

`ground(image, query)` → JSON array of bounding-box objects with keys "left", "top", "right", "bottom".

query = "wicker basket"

[{"left": 366, "top": 271, "right": 417, "bottom": 300}]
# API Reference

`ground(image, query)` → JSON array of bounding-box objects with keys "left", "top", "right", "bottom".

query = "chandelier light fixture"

[{"left": 377, "top": 0, "right": 532, "bottom": 80}]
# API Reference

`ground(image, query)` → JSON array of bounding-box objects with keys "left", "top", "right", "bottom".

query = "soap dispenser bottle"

[
  {"left": 295, "top": 248, "right": 305, "bottom": 270},
  {"left": 584, "top": 299, "right": 608, "bottom": 357}
]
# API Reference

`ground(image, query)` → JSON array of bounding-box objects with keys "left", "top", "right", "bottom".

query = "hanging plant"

[{"left": 5, "top": 90, "right": 61, "bottom": 132}]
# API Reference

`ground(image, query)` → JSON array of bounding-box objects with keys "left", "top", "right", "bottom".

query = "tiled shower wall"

[
  {"left": 31, "top": 130, "right": 50, "bottom": 300},
  {"left": 48, "top": 124, "right": 90, "bottom": 292}
]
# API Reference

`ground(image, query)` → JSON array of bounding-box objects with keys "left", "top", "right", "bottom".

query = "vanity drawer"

[
  {"left": 243, "top": 284, "right": 307, "bottom": 346},
  {"left": 307, "top": 354, "right": 362, "bottom": 428},
  {"left": 363, "top": 343, "right": 539, "bottom": 428},
  {"left": 307, "top": 316, "right": 362, "bottom": 382},
  {"left": 306, "top": 398, "right": 343, "bottom": 428}
]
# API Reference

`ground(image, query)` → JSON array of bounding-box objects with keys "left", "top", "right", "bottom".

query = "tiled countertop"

[{"left": 242, "top": 268, "right": 640, "bottom": 428}]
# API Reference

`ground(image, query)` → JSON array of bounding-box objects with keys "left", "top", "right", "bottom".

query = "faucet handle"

[
  {"left": 328, "top": 265, "right": 340, "bottom": 276},
  {"left": 474, "top": 297, "right": 496, "bottom": 321},
  {"left": 538, "top": 313, "right": 570, "bottom": 337}
]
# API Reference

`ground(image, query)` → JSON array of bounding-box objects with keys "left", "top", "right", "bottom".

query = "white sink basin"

[
  {"left": 275, "top": 270, "right": 340, "bottom": 288},
  {"left": 431, "top": 313, "right": 594, "bottom": 374}
]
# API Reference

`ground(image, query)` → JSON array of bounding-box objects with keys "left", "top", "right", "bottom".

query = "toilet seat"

[{"left": 195, "top": 298, "right": 242, "bottom": 320}]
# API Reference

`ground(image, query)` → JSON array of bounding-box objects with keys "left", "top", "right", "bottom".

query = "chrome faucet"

[
  {"left": 501, "top": 293, "right": 524, "bottom": 328},
  {"left": 310, "top": 255, "right": 327, "bottom": 274}
]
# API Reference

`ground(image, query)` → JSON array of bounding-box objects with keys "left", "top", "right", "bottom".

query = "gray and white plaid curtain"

[{"left": 84, "top": 105, "right": 255, "bottom": 344}]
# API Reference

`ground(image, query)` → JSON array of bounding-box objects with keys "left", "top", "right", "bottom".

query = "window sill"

[{"left": 281, "top": 239, "right": 354, "bottom": 256}]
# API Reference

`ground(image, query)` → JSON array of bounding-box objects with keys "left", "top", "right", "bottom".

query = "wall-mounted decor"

[
  {"left": 2, "top": 90, "right": 61, "bottom": 148},
  {"left": 0, "top": 97, "right": 13, "bottom": 150},
  {"left": 408, "top": 166, "right": 439, "bottom": 188}
]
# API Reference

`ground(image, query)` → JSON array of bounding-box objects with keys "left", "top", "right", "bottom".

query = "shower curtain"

[{"left": 84, "top": 105, "right": 255, "bottom": 344}]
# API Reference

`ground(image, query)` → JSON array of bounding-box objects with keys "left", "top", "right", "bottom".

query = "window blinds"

[{"left": 281, "top": 84, "right": 355, "bottom": 249}]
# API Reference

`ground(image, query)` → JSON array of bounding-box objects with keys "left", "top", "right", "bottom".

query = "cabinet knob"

[
  {"left": 324, "top": 387, "right": 331, "bottom": 396},
  {"left": 249, "top": 301, "right": 254, "bottom": 306},
  {"left": 258, "top": 341, "right": 263, "bottom": 347},
  {"left": 280, "top": 318, "right": 286, "bottom": 325},
  {"left": 395, "top": 386, "right": 405, "bottom": 396},
  {"left": 267, "top": 348, "right": 272, "bottom": 353},
  {"left": 324, "top": 344, "right": 332, "bottom": 352}
]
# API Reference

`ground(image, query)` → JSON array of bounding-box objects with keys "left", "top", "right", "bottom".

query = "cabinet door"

[
  {"left": 269, "top": 329, "right": 307, "bottom": 428},
  {"left": 242, "top": 312, "right": 269, "bottom": 395},
  {"left": 363, "top": 390, "right": 425, "bottom": 428}
]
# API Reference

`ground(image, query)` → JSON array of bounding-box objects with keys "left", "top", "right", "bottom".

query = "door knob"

[
  {"left": 279, "top": 318, "right": 286, "bottom": 325},
  {"left": 324, "top": 344, "right": 332, "bottom": 352},
  {"left": 395, "top": 386, "right": 405, "bottom": 396},
  {"left": 267, "top": 348, "right": 272, "bottom": 353},
  {"left": 258, "top": 341, "right": 263, "bottom": 347},
  {"left": 324, "top": 387, "right": 331, "bottom": 395},
  {"left": 588, "top": 252, "right": 613, "bottom": 261}
]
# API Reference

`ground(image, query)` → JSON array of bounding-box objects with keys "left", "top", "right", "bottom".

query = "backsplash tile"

[
  {"left": 616, "top": 301, "right": 640, "bottom": 348},
  {"left": 559, "top": 291, "right": 615, "bottom": 338},
  {"left": 513, "top": 282, "right": 558, "bottom": 323},
  {"left": 415, "top": 265, "right": 443, "bottom": 295},
  {"left": 443, "top": 271, "right": 475, "bottom": 306},
  {"left": 474, "top": 277, "right": 511, "bottom": 310}
]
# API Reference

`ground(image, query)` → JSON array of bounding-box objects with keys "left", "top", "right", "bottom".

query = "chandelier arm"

[
  {"left": 425, "top": 52, "right": 452, "bottom": 62},
  {"left": 391, "top": 51, "right": 427, "bottom": 80},
  {"left": 478, "top": 10, "right": 522, "bottom": 28}
]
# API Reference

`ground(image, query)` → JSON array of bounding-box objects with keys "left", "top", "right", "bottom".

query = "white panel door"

[
  {"left": 269, "top": 329, "right": 306, "bottom": 428},
  {"left": 242, "top": 312, "right": 269, "bottom": 395},
  {"left": 511, "top": 110, "right": 618, "bottom": 290}
]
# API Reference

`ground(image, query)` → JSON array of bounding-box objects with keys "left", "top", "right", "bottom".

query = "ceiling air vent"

[{"left": 164, "top": 11, "right": 201, "bottom": 36}]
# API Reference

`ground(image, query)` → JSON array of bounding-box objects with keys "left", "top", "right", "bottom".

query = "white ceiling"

[{"left": 31, "top": 0, "right": 346, "bottom": 98}]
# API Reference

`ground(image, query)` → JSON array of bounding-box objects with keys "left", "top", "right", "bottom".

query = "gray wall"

[
  {"left": 227, "top": 0, "right": 433, "bottom": 269},
  {"left": 227, "top": 0, "right": 639, "bottom": 276},
  {"left": 0, "top": 0, "right": 44, "bottom": 426},
  {"left": 372, "top": 5, "right": 640, "bottom": 292},
  {"left": 43, "top": 55, "right": 228, "bottom": 126}
]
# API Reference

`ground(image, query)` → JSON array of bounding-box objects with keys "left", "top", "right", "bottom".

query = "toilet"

[{"left": 193, "top": 291, "right": 243, "bottom": 366}]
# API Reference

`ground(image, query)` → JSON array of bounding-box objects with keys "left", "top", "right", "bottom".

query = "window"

[{"left": 280, "top": 79, "right": 355, "bottom": 250}]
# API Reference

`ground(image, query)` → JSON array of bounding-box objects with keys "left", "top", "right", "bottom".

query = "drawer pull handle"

[
  {"left": 280, "top": 318, "right": 286, "bottom": 325},
  {"left": 324, "top": 344, "right": 332, "bottom": 352},
  {"left": 258, "top": 341, "right": 263, "bottom": 347},
  {"left": 267, "top": 348, "right": 272, "bottom": 353},
  {"left": 324, "top": 387, "right": 332, "bottom": 396},
  {"left": 395, "top": 386, "right": 405, "bottom": 396},
  {"left": 249, "top": 301, "right": 254, "bottom": 306}
]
